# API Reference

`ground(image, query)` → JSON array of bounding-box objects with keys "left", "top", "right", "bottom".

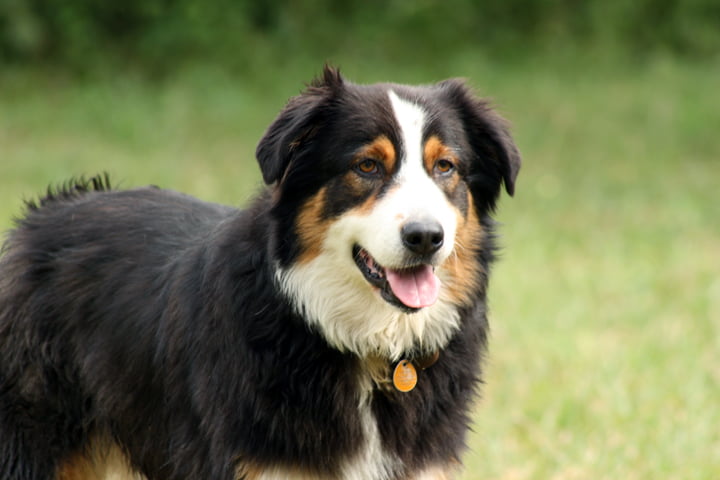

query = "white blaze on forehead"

[{"left": 388, "top": 90, "right": 425, "bottom": 170}]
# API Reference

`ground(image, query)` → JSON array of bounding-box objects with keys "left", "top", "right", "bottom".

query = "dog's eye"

[
  {"left": 435, "top": 159, "right": 455, "bottom": 174},
  {"left": 355, "top": 158, "right": 381, "bottom": 176}
]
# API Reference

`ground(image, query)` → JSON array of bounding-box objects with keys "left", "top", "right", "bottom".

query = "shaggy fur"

[{"left": 0, "top": 66, "right": 520, "bottom": 480}]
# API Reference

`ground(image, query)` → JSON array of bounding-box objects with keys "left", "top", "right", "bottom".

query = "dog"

[{"left": 0, "top": 66, "right": 520, "bottom": 480}]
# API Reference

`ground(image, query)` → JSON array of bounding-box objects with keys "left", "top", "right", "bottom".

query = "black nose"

[{"left": 401, "top": 221, "right": 444, "bottom": 256}]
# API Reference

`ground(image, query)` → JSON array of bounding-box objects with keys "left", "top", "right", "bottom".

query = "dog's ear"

[
  {"left": 256, "top": 65, "right": 344, "bottom": 185},
  {"left": 438, "top": 79, "right": 521, "bottom": 197}
]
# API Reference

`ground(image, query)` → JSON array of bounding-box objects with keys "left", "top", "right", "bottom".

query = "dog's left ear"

[
  {"left": 256, "top": 65, "right": 344, "bottom": 185},
  {"left": 438, "top": 79, "right": 521, "bottom": 197}
]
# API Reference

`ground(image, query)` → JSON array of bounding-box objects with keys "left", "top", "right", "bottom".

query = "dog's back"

[{"left": 0, "top": 177, "right": 242, "bottom": 478}]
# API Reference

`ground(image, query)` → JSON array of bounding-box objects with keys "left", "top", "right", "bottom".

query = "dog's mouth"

[{"left": 353, "top": 245, "right": 441, "bottom": 312}]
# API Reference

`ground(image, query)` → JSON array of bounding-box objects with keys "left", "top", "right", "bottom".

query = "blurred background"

[{"left": 1, "top": 0, "right": 718, "bottom": 478}]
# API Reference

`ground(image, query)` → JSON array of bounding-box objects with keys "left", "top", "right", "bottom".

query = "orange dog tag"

[{"left": 393, "top": 360, "right": 417, "bottom": 392}]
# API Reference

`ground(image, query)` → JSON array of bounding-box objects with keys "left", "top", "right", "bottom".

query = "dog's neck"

[{"left": 362, "top": 350, "right": 440, "bottom": 393}]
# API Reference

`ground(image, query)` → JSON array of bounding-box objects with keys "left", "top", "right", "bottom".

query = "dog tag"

[{"left": 393, "top": 360, "right": 417, "bottom": 392}]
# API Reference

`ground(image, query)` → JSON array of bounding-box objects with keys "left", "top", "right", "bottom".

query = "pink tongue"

[{"left": 385, "top": 265, "right": 441, "bottom": 309}]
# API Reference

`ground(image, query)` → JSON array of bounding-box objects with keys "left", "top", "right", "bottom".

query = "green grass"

[{"left": 1, "top": 56, "right": 718, "bottom": 479}]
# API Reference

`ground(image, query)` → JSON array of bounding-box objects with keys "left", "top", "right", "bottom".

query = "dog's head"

[{"left": 257, "top": 66, "right": 520, "bottom": 359}]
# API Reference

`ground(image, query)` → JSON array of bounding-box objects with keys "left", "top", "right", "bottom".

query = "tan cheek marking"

[
  {"left": 441, "top": 191, "right": 485, "bottom": 306},
  {"left": 357, "top": 135, "right": 396, "bottom": 174},
  {"left": 296, "top": 187, "right": 331, "bottom": 264}
]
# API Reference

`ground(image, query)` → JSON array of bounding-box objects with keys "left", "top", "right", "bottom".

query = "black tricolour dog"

[{"left": 0, "top": 66, "right": 520, "bottom": 480}]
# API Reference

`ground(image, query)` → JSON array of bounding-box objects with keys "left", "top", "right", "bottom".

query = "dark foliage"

[{"left": 1, "top": 0, "right": 718, "bottom": 72}]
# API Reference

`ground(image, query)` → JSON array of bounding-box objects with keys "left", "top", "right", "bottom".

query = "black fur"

[{"left": 0, "top": 67, "right": 519, "bottom": 479}]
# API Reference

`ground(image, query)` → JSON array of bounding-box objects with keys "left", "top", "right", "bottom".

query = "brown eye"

[
  {"left": 355, "top": 158, "right": 380, "bottom": 176},
  {"left": 435, "top": 159, "right": 454, "bottom": 174}
]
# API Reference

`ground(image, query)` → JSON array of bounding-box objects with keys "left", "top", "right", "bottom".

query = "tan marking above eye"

[
  {"left": 440, "top": 190, "right": 484, "bottom": 306},
  {"left": 423, "top": 136, "right": 458, "bottom": 176},
  {"left": 354, "top": 136, "right": 396, "bottom": 175}
]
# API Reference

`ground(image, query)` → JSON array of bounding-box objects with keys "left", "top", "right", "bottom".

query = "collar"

[{"left": 391, "top": 350, "right": 440, "bottom": 392}]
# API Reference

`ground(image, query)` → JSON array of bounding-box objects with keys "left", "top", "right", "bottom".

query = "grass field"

[{"left": 1, "top": 56, "right": 718, "bottom": 479}]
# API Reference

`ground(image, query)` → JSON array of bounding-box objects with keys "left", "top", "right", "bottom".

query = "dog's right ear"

[{"left": 256, "top": 65, "right": 344, "bottom": 185}]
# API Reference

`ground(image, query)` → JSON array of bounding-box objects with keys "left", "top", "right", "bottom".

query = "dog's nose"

[{"left": 401, "top": 221, "right": 444, "bottom": 256}]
